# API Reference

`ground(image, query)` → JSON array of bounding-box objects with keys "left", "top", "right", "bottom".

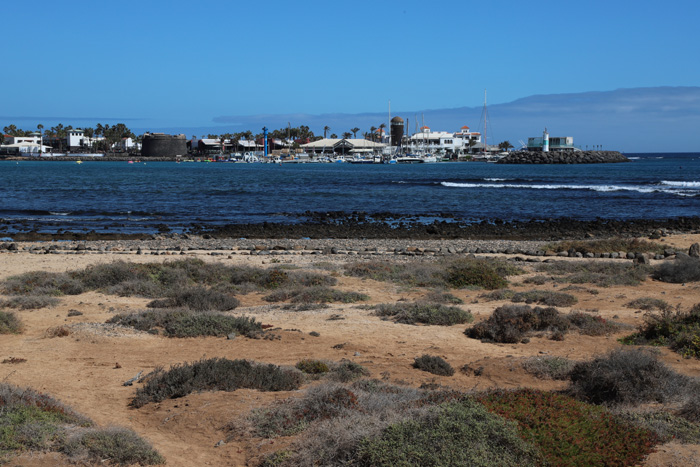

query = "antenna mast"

[{"left": 483, "top": 89, "right": 488, "bottom": 154}]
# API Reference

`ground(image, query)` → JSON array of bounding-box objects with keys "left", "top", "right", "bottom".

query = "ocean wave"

[
  {"left": 440, "top": 182, "right": 672, "bottom": 194},
  {"left": 660, "top": 181, "right": 700, "bottom": 188}
]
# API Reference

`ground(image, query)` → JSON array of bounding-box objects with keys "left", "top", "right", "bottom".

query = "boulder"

[
  {"left": 689, "top": 243, "right": 700, "bottom": 258},
  {"left": 635, "top": 253, "right": 650, "bottom": 265}
]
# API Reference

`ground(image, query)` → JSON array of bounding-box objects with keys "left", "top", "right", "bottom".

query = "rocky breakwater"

[{"left": 496, "top": 150, "right": 629, "bottom": 164}]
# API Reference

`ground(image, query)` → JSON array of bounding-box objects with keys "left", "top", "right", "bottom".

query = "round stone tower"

[
  {"left": 390, "top": 116, "right": 404, "bottom": 148},
  {"left": 141, "top": 133, "right": 188, "bottom": 158}
]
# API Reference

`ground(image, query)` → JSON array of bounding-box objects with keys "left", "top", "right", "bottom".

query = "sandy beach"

[{"left": 2, "top": 234, "right": 700, "bottom": 466}]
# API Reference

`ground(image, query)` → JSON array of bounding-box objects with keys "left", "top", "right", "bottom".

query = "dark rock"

[
  {"left": 689, "top": 243, "right": 700, "bottom": 258},
  {"left": 496, "top": 150, "right": 629, "bottom": 165},
  {"left": 635, "top": 253, "right": 650, "bottom": 265}
]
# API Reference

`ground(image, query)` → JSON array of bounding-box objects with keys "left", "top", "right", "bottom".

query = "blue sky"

[{"left": 3, "top": 0, "right": 700, "bottom": 150}]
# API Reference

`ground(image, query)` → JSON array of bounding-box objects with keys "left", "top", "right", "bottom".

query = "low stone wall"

[{"left": 497, "top": 150, "right": 629, "bottom": 164}]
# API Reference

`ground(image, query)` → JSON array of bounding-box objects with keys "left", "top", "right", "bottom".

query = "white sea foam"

[
  {"left": 49, "top": 212, "right": 71, "bottom": 216},
  {"left": 441, "top": 182, "right": 664, "bottom": 194},
  {"left": 660, "top": 180, "right": 700, "bottom": 188}
]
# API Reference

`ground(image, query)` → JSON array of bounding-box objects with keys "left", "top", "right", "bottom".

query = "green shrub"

[
  {"left": 344, "top": 258, "right": 520, "bottom": 290},
  {"left": 343, "top": 261, "right": 409, "bottom": 283},
  {"left": 622, "top": 304, "right": 700, "bottom": 358},
  {"left": 536, "top": 261, "right": 650, "bottom": 287},
  {"left": 512, "top": 290, "right": 577, "bottom": 307},
  {"left": 679, "top": 396, "right": 700, "bottom": 423},
  {"left": 295, "top": 359, "right": 329, "bottom": 375},
  {"left": 567, "top": 312, "right": 625, "bottom": 336},
  {"left": 479, "top": 289, "right": 515, "bottom": 301},
  {"left": 568, "top": 348, "right": 690, "bottom": 405},
  {"left": 465, "top": 305, "right": 570, "bottom": 343},
  {"left": 423, "top": 290, "right": 464, "bottom": 304},
  {"left": 444, "top": 259, "right": 509, "bottom": 290},
  {"left": 523, "top": 275, "right": 548, "bottom": 285},
  {"left": 0, "top": 295, "right": 60, "bottom": 310},
  {"left": 373, "top": 302, "right": 472, "bottom": 326},
  {"left": 107, "top": 309, "right": 262, "bottom": 338},
  {"left": 328, "top": 361, "right": 370, "bottom": 382},
  {"left": 241, "top": 381, "right": 521, "bottom": 467},
  {"left": 245, "top": 384, "right": 360, "bottom": 438},
  {"left": 131, "top": 358, "right": 304, "bottom": 407},
  {"left": 357, "top": 399, "right": 542, "bottom": 467},
  {"left": 263, "top": 286, "right": 368, "bottom": 304},
  {"left": 146, "top": 286, "right": 239, "bottom": 311},
  {"left": 482, "top": 289, "right": 577, "bottom": 307},
  {"left": 653, "top": 257, "right": 700, "bottom": 283},
  {"left": 522, "top": 356, "right": 575, "bottom": 380},
  {"left": 1, "top": 259, "right": 339, "bottom": 304},
  {"left": 615, "top": 409, "right": 700, "bottom": 444},
  {"left": 76, "top": 261, "right": 150, "bottom": 290},
  {"left": 478, "top": 389, "right": 659, "bottom": 467},
  {"left": 0, "top": 311, "right": 23, "bottom": 334},
  {"left": 1, "top": 271, "right": 84, "bottom": 296},
  {"left": 413, "top": 355, "right": 454, "bottom": 376},
  {"left": 0, "top": 383, "right": 162, "bottom": 464},
  {"left": 63, "top": 427, "right": 165, "bottom": 465},
  {"left": 625, "top": 297, "right": 671, "bottom": 311}
]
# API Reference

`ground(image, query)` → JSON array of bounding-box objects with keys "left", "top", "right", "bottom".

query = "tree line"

[
  {"left": 3, "top": 122, "right": 515, "bottom": 152},
  {"left": 2, "top": 123, "right": 136, "bottom": 152}
]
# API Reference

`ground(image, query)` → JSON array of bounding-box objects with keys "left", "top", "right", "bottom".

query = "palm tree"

[
  {"left": 342, "top": 132, "right": 352, "bottom": 139},
  {"left": 351, "top": 127, "right": 360, "bottom": 139},
  {"left": 378, "top": 124, "right": 386, "bottom": 142},
  {"left": 369, "top": 126, "right": 377, "bottom": 142},
  {"left": 323, "top": 126, "right": 330, "bottom": 139},
  {"left": 498, "top": 141, "right": 514, "bottom": 152}
]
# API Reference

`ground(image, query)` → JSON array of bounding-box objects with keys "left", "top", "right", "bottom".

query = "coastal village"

[{"left": 0, "top": 120, "right": 583, "bottom": 163}]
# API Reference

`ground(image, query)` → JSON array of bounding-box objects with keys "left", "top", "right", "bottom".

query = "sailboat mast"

[
  {"left": 388, "top": 99, "right": 391, "bottom": 148},
  {"left": 483, "top": 89, "right": 487, "bottom": 154}
]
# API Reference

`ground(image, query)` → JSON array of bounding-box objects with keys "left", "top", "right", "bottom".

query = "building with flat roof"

[
  {"left": 301, "top": 138, "right": 385, "bottom": 155},
  {"left": 528, "top": 129, "right": 575, "bottom": 152},
  {"left": 406, "top": 126, "right": 482, "bottom": 156}
]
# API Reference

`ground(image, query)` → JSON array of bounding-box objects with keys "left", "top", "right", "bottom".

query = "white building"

[
  {"left": 301, "top": 138, "right": 386, "bottom": 155},
  {"left": 0, "top": 134, "right": 51, "bottom": 155},
  {"left": 67, "top": 129, "right": 85, "bottom": 148},
  {"left": 3, "top": 135, "right": 41, "bottom": 145},
  {"left": 406, "top": 126, "right": 482, "bottom": 156},
  {"left": 113, "top": 137, "right": 139, "bottom": 151}
]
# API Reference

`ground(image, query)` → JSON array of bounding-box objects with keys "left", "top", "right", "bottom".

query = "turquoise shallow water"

[{"left": 0, "top": 153, "right": 698, "bottom": 234}]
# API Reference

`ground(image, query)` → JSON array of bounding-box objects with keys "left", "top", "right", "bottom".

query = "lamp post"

[{"left": 262, "top": 127, "right": 268, "bottom": 160}]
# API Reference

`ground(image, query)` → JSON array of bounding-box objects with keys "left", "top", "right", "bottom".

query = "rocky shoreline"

[
  {"left": 497, "top": 150, "right": 629, "bottom": 164},
  {"left": 5, "top": 216, "right": 700, "bottom": 242}
]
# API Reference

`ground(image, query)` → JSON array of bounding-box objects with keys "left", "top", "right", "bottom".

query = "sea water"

[{"left": 0, "top": 153, "right": 698, "bottom": 235}]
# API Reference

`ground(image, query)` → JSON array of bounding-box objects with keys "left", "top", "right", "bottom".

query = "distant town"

[{"left": 0, "top": 121, "right": 581, "bottom": 163}]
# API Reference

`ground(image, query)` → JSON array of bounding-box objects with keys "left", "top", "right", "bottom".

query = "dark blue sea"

[{"left": 1, "top": 153, "right": 698, "bottom": 236}]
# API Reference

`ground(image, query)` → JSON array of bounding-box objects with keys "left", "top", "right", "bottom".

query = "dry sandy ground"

[{"left": 2, "top": 235, "right": 700, "bottom": 466}]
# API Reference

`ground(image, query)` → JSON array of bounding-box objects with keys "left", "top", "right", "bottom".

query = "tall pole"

[
  {"left": 388, "top": 99, "right": 391, "bottom": 147},
  {"left": 263, "top": 127, "right": 268, "bottom": 160},
  {"left": 484, "top": 89, "right": 487, "bottom": 154}
]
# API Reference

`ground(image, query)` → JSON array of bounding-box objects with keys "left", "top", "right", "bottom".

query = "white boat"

[{"left": 396, "top": 154, "right": 437, "bottom": 163}]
